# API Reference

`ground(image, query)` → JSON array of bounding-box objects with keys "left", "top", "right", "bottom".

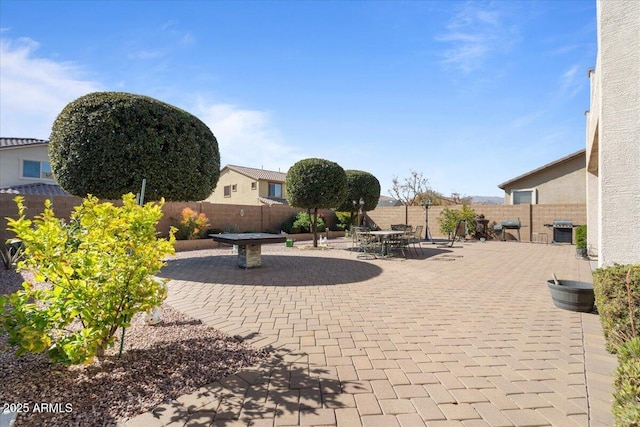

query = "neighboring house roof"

[
  {"left": 498, "top": 149, "right": 586, "bottom": 189},
  {"left": 224, "top": 164, "right": 287, "bottom": 182},
  {"left": 0, "top": 137, "right": 49, "bottom": 149},
  {"left": 0, "top": 183, "right": 70, "bottom": 196},
  {"left": 377, "top": 196, "right": 403, "bottom": 207},
  {"left": 258, "top": 196, "right": 289, "bottom": 206}
]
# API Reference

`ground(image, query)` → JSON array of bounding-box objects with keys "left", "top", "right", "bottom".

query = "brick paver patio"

[{"left": 124, "top": 239, "right": 616, "bottom": 427}]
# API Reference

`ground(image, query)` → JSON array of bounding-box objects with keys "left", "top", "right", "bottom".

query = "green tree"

[
  {"left": 337, "top": 170, "right": 381, "bottom": 226},
  {"left": 49, "top": 91, "right": 220, "bottom": 202},
  {"left": 286, "top": 158, "right": 347, "bottom": 247},
  {"left": 0, "top": 194, "right": 175, "bottom": 365},
  {"left": 438, "top": 205, "right": 477, "bottom": 237}
]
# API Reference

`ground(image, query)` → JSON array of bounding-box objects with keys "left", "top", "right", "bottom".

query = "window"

[
  {"left": 512, "top": 189, "right": 536, "bottom": 205},
  {"left": 224, "top": 185, "right": 231, "bottom": 197},
  {"left": 268, "top": 183, "right": 282, "bottom": 198},
  {"left": 232, "top": 184, "right": 237, "bottom": 192},
  {"left": 23, "top": 160, "right": 53, "bottom": 179},
  {"left": 251, "top": 182, "right": 257, "bottom": 190}
]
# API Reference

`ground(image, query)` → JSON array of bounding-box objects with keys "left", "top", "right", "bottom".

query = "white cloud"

[
  {"left": 559, "top": 64, "right": 582, "bottom": 98},
  {"left": 192, "top": 101, "right": 303, "bottom": 172},
  {"left": 126, "top": 22, "right": 195, "bottom": 61},
  {"left": 128, "top": 50, "right": 164, "bottom": 60},
  {"left": 0, "top": 34, "right": 298, "bottom": 174},
  {"left": 437, "top": 2, "right": 518, "bottom": 73},
  {"left": 0, "top": 36, "right": 102, "bottom": 139}
]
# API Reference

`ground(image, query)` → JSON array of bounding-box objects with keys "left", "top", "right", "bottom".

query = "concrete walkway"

[{"left": 125, "top": 239, "right": 616, "bottom": 427}]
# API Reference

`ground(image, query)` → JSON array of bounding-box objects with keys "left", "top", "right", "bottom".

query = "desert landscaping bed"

[{"left": 0, "top": 269, "right": 270, "bottom": 427}]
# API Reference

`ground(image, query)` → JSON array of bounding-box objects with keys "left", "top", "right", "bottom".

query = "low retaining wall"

[{"left": 173, "top": 231, "right": 346, "bottom": 252}]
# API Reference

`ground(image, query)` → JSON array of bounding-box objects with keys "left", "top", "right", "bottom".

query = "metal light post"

[
  {"left": 422, "top": 199, "right": 434, "bottom": 244},
  {"left": 352, "top": 200, "right": 357, "bottom": 227}
]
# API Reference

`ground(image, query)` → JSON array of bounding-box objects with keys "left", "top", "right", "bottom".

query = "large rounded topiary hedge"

[
  {"left": 49, "top": 92, "right": 220, "bottom": 201},
  {"left": 337, "top": 169, "right": 381, "bottom": 213}
]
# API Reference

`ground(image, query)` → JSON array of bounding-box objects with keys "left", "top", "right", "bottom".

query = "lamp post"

[
  {"left": 353, "top": 197, "right": 365, "bottom": 227},
  {"left": 422, "top": 199, "right": 434, "bottom": 244},
  {"left": 352, "top": 200, "right": 357, "bottom": 227}
]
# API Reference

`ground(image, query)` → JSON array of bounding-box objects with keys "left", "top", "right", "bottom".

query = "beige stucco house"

[
  {"left": 498, "top": 149, "right": 586, "bottom": 205},
  {"left": 0, "top": 138, "right": 68, "bottom": 195},
  {"left": 204, "top": 165, "right": 288, "bottom": 206},
  {"left": 585, "top": 0, "right": 640, "bottom": 267}
]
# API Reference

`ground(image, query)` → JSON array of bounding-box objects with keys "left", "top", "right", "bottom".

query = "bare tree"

[{"left": 389, "top": 170, "right": 431, "bottom": 206}]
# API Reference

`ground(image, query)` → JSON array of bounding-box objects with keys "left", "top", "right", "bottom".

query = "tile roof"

[
  {"left": 498, "top": 149, "right": 586, "bottom": 189},
  {"left": 258, "top": 196, "right": 289, "bottom": 206},
  {"left": 377, "top": 195, "right": 403, "bottom": 207},
  {"left": 225, "top": 165, "right": 287, "bottom": 182},
  {"left": 0, "top": 137, "right": 49, "bottom": 149},
  {"left": 0, "top": 183, "right": 71, "bottom": 196}
]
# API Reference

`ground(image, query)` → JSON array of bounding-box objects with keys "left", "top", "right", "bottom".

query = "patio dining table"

[
  {"left": 210, "top": 233, "right": 287, "bottom": 268},
  {"left": 368, "top": 230, "right": 405, "bottom": 257}
]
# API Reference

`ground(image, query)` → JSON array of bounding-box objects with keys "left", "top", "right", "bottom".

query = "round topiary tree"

[
  {"left": 286, "top": 158, "right": 347, "bottom": 247},
  {"left": 337, "top": 170, "right": 381, "bottom": 226},
  {"left": 49, "top": 92, "right": 220, "bottom": 201}
]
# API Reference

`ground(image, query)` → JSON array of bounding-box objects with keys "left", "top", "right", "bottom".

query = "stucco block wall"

[
  {"left": 0, "top": 194, "right": 337, "bottom": 242},
  {"left": 0, "top": 194, "right": 84, "bottom": 242},
  {"left": 366, "top": 203, "right": 585, "bottom": 243}
]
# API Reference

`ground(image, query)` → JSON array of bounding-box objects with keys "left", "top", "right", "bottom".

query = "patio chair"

[
  {"left": 408, "top": 225, "right": 423, "bottom": 254},
  {"left": 391, "top": 224, "right": 411, "bottom": 231},
  {"left": 351, "top": 225, "right": 364, "bottom": 250},
  {"left": 389, "top": 228, "right": 412, "bottom": 258},
  {"left": 447, "top": 220, "right": 467, "bottom": 247},
  {"left": 355, "top": 228, "right": 377, "bottom": 259}
]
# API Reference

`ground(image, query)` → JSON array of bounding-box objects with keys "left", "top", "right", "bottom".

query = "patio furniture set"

[{"left": 351, "top": 224, "right": 424, "bottom": 259}]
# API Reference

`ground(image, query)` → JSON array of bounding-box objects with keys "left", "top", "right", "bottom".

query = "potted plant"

[{"left": 575, "top": 225, "right": 587, "bottom": 258}]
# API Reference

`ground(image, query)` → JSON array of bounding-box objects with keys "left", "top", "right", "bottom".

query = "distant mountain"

[{"left": 470, "top": 196, "right": 504, "bottom": 205}]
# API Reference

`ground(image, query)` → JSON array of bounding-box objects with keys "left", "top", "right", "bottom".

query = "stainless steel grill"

[
  {"left": 494, "top": 218, "right": 521, "bottom": 241},
  {"left": 502, "top": 219, "right": 521, "bottom": 229},
  {"left": 546, "top": 220, "right": 575, "bottom": 244},
  {"left": 553, "top": 220, "right": 574, "bottom": 228}
]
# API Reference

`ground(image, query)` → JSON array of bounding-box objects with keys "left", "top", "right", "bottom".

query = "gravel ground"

[{"left": 0, "top": 268, "right": 270, "bottom": 427}]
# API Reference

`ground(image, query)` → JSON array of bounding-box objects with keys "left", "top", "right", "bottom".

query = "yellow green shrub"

[{"left": 0, "top": 194, "right": 175, "bottom": 365}]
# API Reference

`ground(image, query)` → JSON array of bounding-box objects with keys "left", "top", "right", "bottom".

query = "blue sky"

[{"left": 0, "top": 0, "right": 596, "bottom": 197}]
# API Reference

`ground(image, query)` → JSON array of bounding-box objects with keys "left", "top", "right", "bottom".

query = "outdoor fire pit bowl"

[{"left": 547, "top": 279, "right": 595, "bottom": 312}]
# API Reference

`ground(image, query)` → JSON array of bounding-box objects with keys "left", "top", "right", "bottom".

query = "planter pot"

[{"left": 547, "top": 279, "right": 595, "bottom": 312}]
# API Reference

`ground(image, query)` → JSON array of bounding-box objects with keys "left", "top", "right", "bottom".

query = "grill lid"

[
  {"left": 553, "top": 220, "right": 574, "bottom": 228},
  {"left": 501, "top": 219, "right": 521, "bottom": 228}
]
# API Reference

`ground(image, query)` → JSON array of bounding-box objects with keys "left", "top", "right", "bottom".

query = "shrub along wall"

[
  {"left": 366, "top": 203, "right": 586, "bottom": 242},
  {"left": 0, "top": 194, "right": 337, "bottom": 242},
  {"left": 2, "top": 194, "right": 584, "bottom": 243},
  {"left": 592, "top": 264, "right": 640, "bottom": 426}
]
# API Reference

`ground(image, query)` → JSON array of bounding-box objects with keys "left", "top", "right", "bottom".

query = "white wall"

[{"left": 595, "top": 0, "right": 640, "bottom": 266}]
